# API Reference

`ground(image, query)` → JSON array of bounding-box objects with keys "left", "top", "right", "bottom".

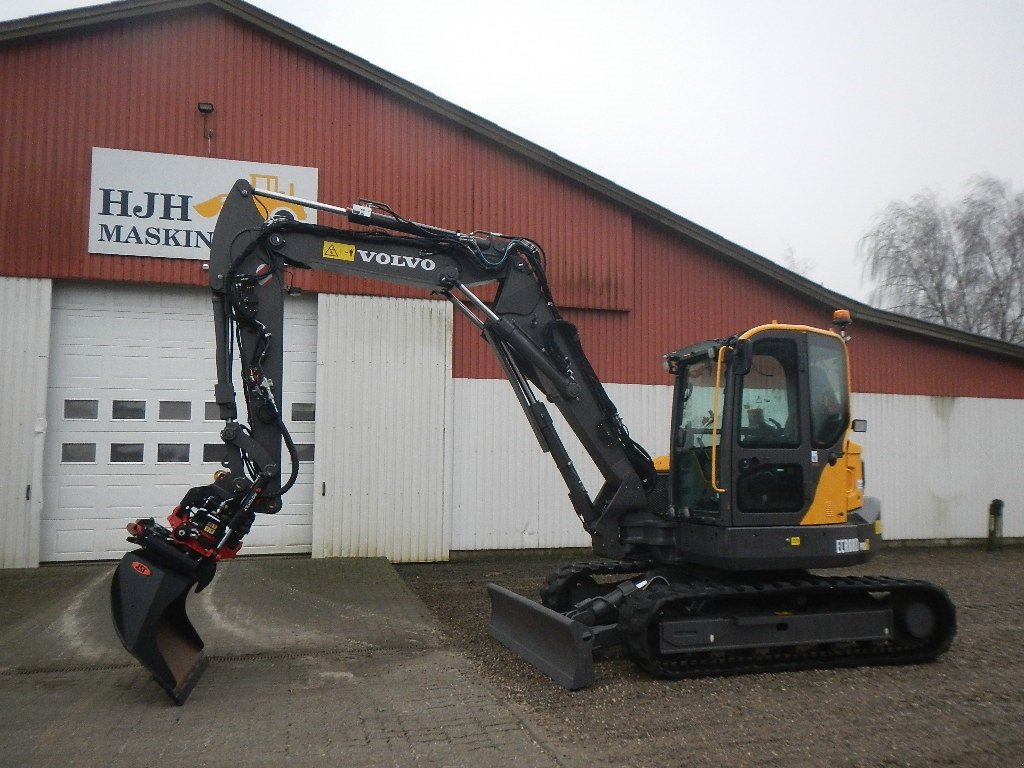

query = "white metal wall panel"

[
  {"left": 313, "top": 295, "right": 453, "bottom": 562},
  {"left": 0, "top": 277, "right": 51, "bottom": 568},
  {"left": 451, "top": 379, "right": 672, "bottom": 551},
  {"left": 853, "top": 393, "right": 1024, "bottom": 541},
  {"left": 42, "top": 283, "right": 317, "bottom": 561},
  {"left": 451, "top": 382, "right": 1022, "bottom": 550}
]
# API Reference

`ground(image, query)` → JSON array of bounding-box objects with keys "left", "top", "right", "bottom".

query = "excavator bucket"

[
  {"left": 486, "top": 583, "right": 596, "bottom": 690},
  {"left": 110, "top": 550, "right": 208, "bottom": 704}
]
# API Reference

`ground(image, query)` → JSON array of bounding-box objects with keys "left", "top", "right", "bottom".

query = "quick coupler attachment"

[{"left": 486, "top": 578, "right": 649, "bottom": 690}]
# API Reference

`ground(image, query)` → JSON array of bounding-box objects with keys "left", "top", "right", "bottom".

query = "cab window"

[
  {"left": 808, "top": 335, "right": 849, "bottom": 448},
  {"left": 737, "top": 339, "right": 800, "bottom": 448},
  {"left": 672, "top": 355, "right": 723, "bottom": 516},
  {"left": 677, "top": 356, "right": 721, "bottom": 450}
]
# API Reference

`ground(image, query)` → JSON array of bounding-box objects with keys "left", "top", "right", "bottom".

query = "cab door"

[
  {"left": 725, "top": 330, "right": 850, "bottom": 529},
  {"left": 727, "top": 333, "right": 809, "bottom": 527}
]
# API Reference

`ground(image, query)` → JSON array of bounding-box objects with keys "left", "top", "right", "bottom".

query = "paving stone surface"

[{"left": 0, "top": 557, "right": 560, "bottom": 768}]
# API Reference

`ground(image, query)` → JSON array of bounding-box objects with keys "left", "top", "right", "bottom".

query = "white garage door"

[{"left": 42, "top": 283, "right": 317, "bottom": 561}]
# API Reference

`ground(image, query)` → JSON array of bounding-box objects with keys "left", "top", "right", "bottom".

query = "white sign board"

[{"left": 88, "top": 147, "right": 318, "bottom": 260}]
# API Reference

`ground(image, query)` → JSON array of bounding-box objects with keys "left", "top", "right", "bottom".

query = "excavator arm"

[
  {"left": 110, "top": 179, "right": 659, "bottom": 701},
  {"left": 209, "top": 178, "right": 658, "bottom": 534}
]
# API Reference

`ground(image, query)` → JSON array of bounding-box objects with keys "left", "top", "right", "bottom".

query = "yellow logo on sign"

[{"left": 323, "top": 241, "right": 355, "bottom": 261}]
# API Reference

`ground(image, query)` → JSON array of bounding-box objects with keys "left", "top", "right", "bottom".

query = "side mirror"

[
  {"left": 732, "top": 339, "right": 752, "bottom": 376},
  {"left": 851, "top": 419, "right": 867, "bottom": 433}
]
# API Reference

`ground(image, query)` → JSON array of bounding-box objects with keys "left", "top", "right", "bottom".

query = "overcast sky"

[{"left": 4, "top": 0, "right": 1023, "bottom": 301}]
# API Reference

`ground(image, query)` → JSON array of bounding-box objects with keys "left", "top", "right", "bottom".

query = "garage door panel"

[
  {"left": 103, "top": 508, "right": 146, "bottom": 525},
  {"left": 52, "top": 354, "right": 108, "bottom": 383},
  {"left": 160, "top": 317, "right": 211, "bottom": 344},
  {"left": 53, "top": 483, "right": 99, "bottom": 515},
  {"left": 242, "top": 516, "right": 310, "bottom": 552},
  {"left": 43, "top": 285, "right": 317, "bottom": 561},
  {"left": 53, "top": 526, "right": 96, "bottom": 558},
  {"left": 56, "top": 313, "right": 123, "bottom": 345},
  {"left": 103, "top": 484, "right": 151, "bottom": 509},
  {"left": 45, "top": 520, "right": 139, "bottom": 560},
  {"left": 57, "top": 356, "right": 152, "bottom": 384},
  {"left": 281, "top": 523, "right": 312, "bottom": 547},
  {"left": 110, "top": 318, "right": 161, "bottom": 346}
]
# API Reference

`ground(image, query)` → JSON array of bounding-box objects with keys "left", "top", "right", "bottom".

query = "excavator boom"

[{"left": 110, "top": 179, "right": 658, "bottom": 701}]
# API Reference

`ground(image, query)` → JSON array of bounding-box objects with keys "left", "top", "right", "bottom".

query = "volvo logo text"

[{"left": 357, "top": 249, "right": 436, "bottom": 271}]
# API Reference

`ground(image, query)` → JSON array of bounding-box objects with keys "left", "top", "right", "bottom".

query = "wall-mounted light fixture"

[{"left": 197, "top": 102, "right": 215, "bottom": 155}]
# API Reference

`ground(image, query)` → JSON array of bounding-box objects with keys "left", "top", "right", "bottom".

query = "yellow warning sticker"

[
  {"left": 323, "top": 241, "right": 355, "bottom": 261},
  {"left": 788, "top": 536, "right": 801, "bottom": 547}
]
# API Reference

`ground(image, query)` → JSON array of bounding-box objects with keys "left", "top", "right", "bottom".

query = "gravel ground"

[{"left": 396, "top": 545, "right": 1024, "bottom": 768}]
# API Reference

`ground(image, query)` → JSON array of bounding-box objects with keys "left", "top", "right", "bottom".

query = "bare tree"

[
  {"left": 779, "top": 246, "right": 817, "bottom": 279},
  {"left": 860, "top": 175, "right": 1024, "bottom": 344}
]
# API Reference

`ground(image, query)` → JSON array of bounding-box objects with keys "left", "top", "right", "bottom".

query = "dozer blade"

[
  {"left": 110, "top": 550, "right": 208, "bottom": 704},
  {"left": 486, "top": 583, "right": 595, "bottom": 690}
]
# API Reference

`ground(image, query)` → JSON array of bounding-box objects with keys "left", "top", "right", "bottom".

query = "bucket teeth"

[{"left": 110, "top": 550, "right": 207, "bottom": 704}]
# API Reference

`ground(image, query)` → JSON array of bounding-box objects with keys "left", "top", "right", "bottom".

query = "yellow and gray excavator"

[{"left": 110, "top": 179, "right": 956, "bottom": 703}]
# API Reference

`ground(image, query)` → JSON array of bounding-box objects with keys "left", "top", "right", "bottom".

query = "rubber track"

[{"left": 618, "top": 574, "right": 957, "bottom": 679}]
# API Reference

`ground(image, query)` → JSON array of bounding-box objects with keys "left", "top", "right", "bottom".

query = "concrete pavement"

[{"left": 0, "top": 556, "right": 562, "bottom": 767}]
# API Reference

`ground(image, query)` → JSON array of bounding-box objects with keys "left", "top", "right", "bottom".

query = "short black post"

[{"left": 987, "top": 499, "right": 1004, "bottom": 552}]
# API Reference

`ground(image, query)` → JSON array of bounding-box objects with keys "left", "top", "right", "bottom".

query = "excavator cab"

[{"left": 663, "top": 322, "right": 879, "bottom": 570}]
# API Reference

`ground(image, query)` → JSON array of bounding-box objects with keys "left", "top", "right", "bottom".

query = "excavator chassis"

[{"left": 488, "top": 562, "right": 956, "bottom": 689}]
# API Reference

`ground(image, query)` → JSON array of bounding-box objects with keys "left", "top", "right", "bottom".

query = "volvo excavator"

[{"left": 110, "top": 179, "right": 956, "bottom": 703}]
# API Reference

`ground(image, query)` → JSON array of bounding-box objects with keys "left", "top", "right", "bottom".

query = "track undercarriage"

[{"left": 488, "top": 560, "right": 956, "bottom": 689}]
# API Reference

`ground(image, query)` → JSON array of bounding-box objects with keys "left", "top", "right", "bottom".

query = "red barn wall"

[
  {"left": 1, "top": 7, "right": 1022, "bottom": 399},
  {"left": 458, "top": 219, "right": 1024, "bottom": 398},
  {"left": 0, "top": 8, "right": 632, "bottom": 309}
]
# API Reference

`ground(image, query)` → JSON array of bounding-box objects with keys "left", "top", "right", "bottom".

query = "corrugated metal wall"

[
  {"left": 312, "top": 294, "right": 453, "bottom": 561},
  {"left": 452, "top": 211, "right": 831, "bottom": 384},
  {"left": 2, "top": 7, "right": 1022, "bottom": 397},
  {"left": 0, "top": 8, "right": 633, "bottom": 312},
  {"left": 0, "top": 277, "right": 51, "bottom": 568},
  {"left": 449, "top": 380, "right": 1022, "bottom": 549},
  {"left": 854, "top": 393, "right": 1023, "bottom": 541},
  {"left": 451, "top": 379, "right": 672, "bottom": 551},
  {"left": 452, "top": 218, "right": 1024, "bottom": 397},
  {"left": 847, "top": 329, "right": 1024, "bottom": 398},
  {"left": 620, "top": 220, "right": 1024, "bottom": 397}
]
